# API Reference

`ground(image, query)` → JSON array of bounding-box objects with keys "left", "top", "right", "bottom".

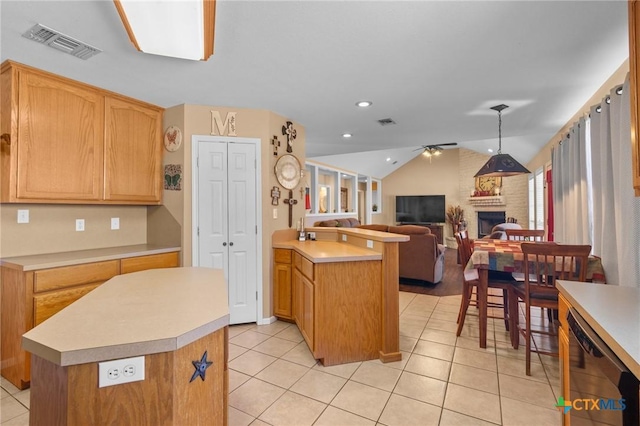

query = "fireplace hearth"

[{"left": 477, "top": 211, "right": 506, "bottom": 238}]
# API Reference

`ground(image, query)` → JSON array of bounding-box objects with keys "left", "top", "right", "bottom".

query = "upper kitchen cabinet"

[
  {"left": 0, "top": 61, "right": 163, "bottom": 204},
  {"left": 630, "top": 1, "right": 640, "bottom": 196}
]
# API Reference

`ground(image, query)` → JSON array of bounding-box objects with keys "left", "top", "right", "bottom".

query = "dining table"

[{"left": 464, "top": 239, "right": 606, "bottom": 348}]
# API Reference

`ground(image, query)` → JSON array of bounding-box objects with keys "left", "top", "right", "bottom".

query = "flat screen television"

[{"left": 395, "top": 195, "right": 446, "bottom": 224}]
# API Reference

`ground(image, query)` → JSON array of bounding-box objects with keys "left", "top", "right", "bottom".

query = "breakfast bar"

[{"left": 22, "top": 267, "right": 229, "bottom": 426}]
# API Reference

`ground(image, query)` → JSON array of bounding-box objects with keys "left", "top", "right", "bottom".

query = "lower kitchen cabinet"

[
  {"left": 273, "top": 249, "right": 293, "bottom": 321},
  {"left": 0, "top": 250, "right": 179, "bottom": 389}
]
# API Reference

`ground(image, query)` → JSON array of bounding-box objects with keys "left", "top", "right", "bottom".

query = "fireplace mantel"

[{"left": 467, "top": 196, "right": 506, "bottom": 207}]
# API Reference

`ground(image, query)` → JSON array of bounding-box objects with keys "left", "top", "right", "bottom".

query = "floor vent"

[
  {"left": 22, "top": 24, "right": 101, "bottom": 60},
  {"left": 377, "top": 118, "right": 396, "bottom": 126}
]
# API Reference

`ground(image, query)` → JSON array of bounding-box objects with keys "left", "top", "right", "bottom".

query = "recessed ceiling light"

[
  {"left": 356, "top": 101, "right": 372, "bottom": 108},
  {"left": 386, "top": 157, "right": 391, "bottom": 162},
  {"left": 488, "top": 148, "right": 494, "bottom": 153},
  {"left": 342, "top": 133, "right": 352, "bottom": 138}
]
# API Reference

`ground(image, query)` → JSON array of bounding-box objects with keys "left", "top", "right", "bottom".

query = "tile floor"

[{"left": 0, "top": 290, "right": 561, "bottom": 425}]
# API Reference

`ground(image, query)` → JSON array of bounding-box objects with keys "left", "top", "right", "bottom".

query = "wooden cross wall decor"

[
  {"left": 284, "top": 190, "right": 298, "bottom": 228},
  {"left": 271, "top": 135, "right": 280, "bottom": 156},
  {"left": 271, "top": 186, "right": 281, "bottom": 205}
]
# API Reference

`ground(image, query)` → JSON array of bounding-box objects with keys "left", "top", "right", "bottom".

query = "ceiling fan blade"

[{"left": 438, "top": 142, "right": 458, "bottom": 147}]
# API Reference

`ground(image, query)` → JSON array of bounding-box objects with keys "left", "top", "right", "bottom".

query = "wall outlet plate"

[
  {"left": 75, "top": 219, "right": 85, "bottom": 232},
  {"left": 366, "top": 239, "right": 374, "bottom": 248},
  {"left": 341, "top": 234, "right": 347, "bottom": 242},
  {"left": 98, "top": 356, "right": 145, "bottom": 388},
  {"left": 17, "top": 210, "right": 29, "bottom": 224},
  {"left": 111, "top": 217, "right": 120, "bottom": 230}
]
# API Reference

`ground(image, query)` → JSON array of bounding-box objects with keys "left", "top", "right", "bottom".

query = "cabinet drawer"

[
  {"left": 301, "top": 256, "right": 315, "bottom": 281},
  {"left": 120, "top": 252, "right": 179, "bottom": 274},
  {"left": 33, "top": 283, "right": 100, "bottom": 326},
  {"left": 293, "top": 252, "right": 302, "bottom": 270},
  {"left": 274, "top": 249, "right": 292, "bottom": 264},
  {"left": 34, "top": 260, "right": 119, "bottom": 293}
]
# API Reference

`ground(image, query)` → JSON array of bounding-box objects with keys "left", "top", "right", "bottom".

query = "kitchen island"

[
  {"left": 22, "top": 267, "right": 229, "bottom": 426},
  {"left": 273, "top": 227, "right": 409, "bottom": 366}
]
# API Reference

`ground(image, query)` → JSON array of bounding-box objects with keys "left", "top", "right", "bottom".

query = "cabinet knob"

[
  {"left": 229, "top": 242, "right": 234, "bottom": 246},
  {"left": 222, "top": 242, "right": 227, "bottom": 246}
]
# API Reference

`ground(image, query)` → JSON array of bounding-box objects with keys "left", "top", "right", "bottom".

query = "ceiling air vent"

[
  {"left": 22, "top": 24, "right": 101, "bottom": 60},
  {"left": 377, "top": 118, "right": 396, "bottom": 126}
]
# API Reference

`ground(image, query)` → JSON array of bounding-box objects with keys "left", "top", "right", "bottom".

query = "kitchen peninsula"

[
  {"left": 272, "top": 227, "right": 409, "bottom": 366},
  {"left": 22, "top": 267, "right": 229, "bottom": 426}
]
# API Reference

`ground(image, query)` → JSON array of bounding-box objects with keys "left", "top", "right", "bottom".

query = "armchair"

[{"left": 388, "top": 225, "right": 445, "bottom": 284}]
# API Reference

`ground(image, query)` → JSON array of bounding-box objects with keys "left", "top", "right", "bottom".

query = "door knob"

[
  {"left": 229, "top": 242, "right": 234, "bottom": 246},
  {"left": 222, "top": 242, "right": 227, "bottom": 246}
]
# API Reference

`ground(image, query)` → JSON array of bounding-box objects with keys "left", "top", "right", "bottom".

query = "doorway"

[{"left": 192, "top": 136, "right": 261, "bottom": 324}]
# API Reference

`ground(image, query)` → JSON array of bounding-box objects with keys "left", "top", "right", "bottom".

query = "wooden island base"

[{"left": 30, "top": 327, "right": 228, "bottom": 426}]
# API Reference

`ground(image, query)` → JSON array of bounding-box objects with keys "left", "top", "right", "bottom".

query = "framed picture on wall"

[{"left": 341, "top": 187, "right": 348, "bottom": 212}]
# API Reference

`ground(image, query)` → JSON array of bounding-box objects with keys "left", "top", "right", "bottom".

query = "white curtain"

[
  {"left": 552, "top": 116, "right": 591, "bottom": 245},
  {"left": 589, "top": 77, "right": 640, "bottom": 287}
]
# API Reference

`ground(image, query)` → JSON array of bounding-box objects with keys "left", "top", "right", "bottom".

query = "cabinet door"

[
  {"left": 17, "top": 70, "right": 104, "bottom": 200},
  {"left": 301, "top": 275, "right": 315, "bottom": 351},
  {"left": 559, "top": 327, "right": 570, "bottom": 426},
  {"left": 273, "top": 262, "right": 292, "bottom": 320},
  {"left": 120, "top": 252, "right": 180, "bottom": 274},
  {"left": 292, "top": 268, "right": 303, "bottom": 327},
  {"left": 630, "top": 0, "right": 640, "bottom": 196},
  {"left": 104, "top": 97, "right": 162, "bottom": 203}
]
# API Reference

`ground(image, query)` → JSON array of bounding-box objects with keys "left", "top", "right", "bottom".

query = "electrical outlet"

[
  {"left": 75, "top": 219, "right": 85, "bottom": 232},
  {"left": 307, "top": 232, "right": 316, "bottom": 240},
  {"left": 17, "top": 210, "right": 29, "bottom": 224},
  {"left": 273, "top": 208, "right": 278, "bottom": 219},
  {"left": 99, "top": 356, "right": 145, "bottom": 388},
  {"left": 111, "top": 217, "right": 120, "bottom": 230},
  {"left": 342, "top": 234, "right": 347, "bottom": 242},
  {"left": 367, "top": 239, "right": 374, "bottom": 248}
]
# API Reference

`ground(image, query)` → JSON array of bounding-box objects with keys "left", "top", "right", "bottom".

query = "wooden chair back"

[
  {"left": 521, "top": 243, "right": 591, "bottom": 297},
  {"left": 506, "top": 229, "right": 545, "bottom": 242},
  {"left": 506, "top": 217, "right": 518, "bottom": 223},
  {"left": 454, "top": 231, "right": 472, "bottom": 267}
]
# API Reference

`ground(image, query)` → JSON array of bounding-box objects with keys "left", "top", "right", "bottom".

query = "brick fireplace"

[{"left": 477, "top": 211, "right": 506, "bottom": 238}]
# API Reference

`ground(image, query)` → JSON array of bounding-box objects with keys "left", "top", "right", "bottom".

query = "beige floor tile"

[
  {"left": 448, "top": 363, "right": 499, "bottom": 394},
  {"left": 229, "top": 370, "right": 252, "bottom": 393},
  {"left": 400, "top": 314, "right": 429, "bottom": 328},
  {"left": 452, "top": 347, "right": 497, "bottom": 372},
  {"left": 281, "top": 342, "right": 317, "bottom": 367},
  {"left": 313, "top": 360, "right": 361, "bottom": 379},
  {"left": 252, "top": 337, "right": 299, "bottom": 358},
  {"left": 0, "top": 379, "right": 20, "bottom": 395},
  {"left": 400, "top": 323, "right": 425, "bottom": 338},
  {"left": 498, "top": 373, "right": 557, "bottom": 408},
  {"left": 457, "top": 325, "right": 495, "bottom": 342},
  {"left": 330, "top": 381, "right": 391, "bottom": 421},
  {"left": 252, "top": 321, "right": 291, "bottom": 336},
  {"left": 274, "top": 325, "right": 304, "bottom": 343},
  {"left": 425, "top": 318, "right": 458, "bottom": 333},
  {"left": 401, "top": 307, "right": 433, "bottom": 319},
  {"left": 230, "top": 331, "right": 272, "bottom": 349},
  {"left": 494, "top": 340, "right": 531, "bottom": 361},
  {"left": 443, "top": 383, "right": 501, "bottom": 424},
  {"left": 439, "top": 295, "right": 462, "bottom": 305},
  {"left": 413, "top": 340, "right": 455, "bottom": 361},
  {"left": 455, "top": 336, "right": 496, "bottom": 354},
  {"left": 0, "top": 412, "right": 29, "bottom": 426},
  {"left": 399, "top": 335, "right": 418, "bottom": 352},
  {"left": 290, "top": 369, "right": 347, "bottom": 404},
  {"left": 414, "top": 294, "right": 441, "bottom": 304},
  {"left": 420, "top": 329, "right": 457, "bottom": 346},
  {"left": 392, "top": 371, "right": 447, "bottom": 407},
  {"left": 314, "top": 406, "right": 375, "bottom": 426},
  {"left": 228, "top": 378, "right": 286, "bottom": 418},
  {"left": 259, "top": 391, "right": 326, "bottom": 426},
  {"left": 13, "top": 390, "right": 29, "bottom": 409},
  {"left": 350, "top": 362, "right": 401, "bottom": 392},
  {"left": 429, "top": 310, "right": 460, "bottom": 322},
  {"left": 249, "top": 420, "right": 270, "bottom": 426},
  {"left": 229, "top": 350, "right": 277, "bottom": 376},
  {"left": 1, "top": 388, "right": 10, "bottom": 399},
  {"left": 229, "top": 324, "right": 256, "bottom": 338},
  {"left": 364, "top": 352, "right": 410, "bottom": 371},
  {"left": 501, "top": 396, "right": 561, "bottom": 426},
  {"left": 404, "top": 354, "right": 451, "bottom": 382},
  {"left": 378, "top": 394, "right": 441, "bottom": 426},
  {"left": 255, "top": 359, "right": 310, "bottom": 389},
  {"left": 0, "top": 398, "right": 28, "bottom": 423},
  {"left": 229, "top": 343, "right": 249, "bottom": 361},
  {"left": 497, "top": 355, "right": 548, "bottom": 383},
  {"left": 439, "top": 409, "right": 498, "bottom": 426},
  {"left": 433, "top": 302, "right": 460, "bottom": 314},
  {"left": 229, "top": 406, "right": 255, "bottom": 426}
]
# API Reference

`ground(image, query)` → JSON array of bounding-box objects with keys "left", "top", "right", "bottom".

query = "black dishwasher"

[{"left": 567, "top": 308, "right": 639, "bottom": 426}]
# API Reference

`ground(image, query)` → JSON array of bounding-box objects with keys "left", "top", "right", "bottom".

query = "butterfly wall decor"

[{"left": 164, "top": 164, "right": 182, "bottom": 191}]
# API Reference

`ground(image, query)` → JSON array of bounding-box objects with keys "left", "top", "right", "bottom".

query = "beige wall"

[
  {"left": 0, "top": 204, "right": 147, "bottom": 257},
  {"left": 154, "top": 104, "right": 306, "bottom": 319},
  {"left": 379, "top": 148, "right": 528, "bottom": 239}
]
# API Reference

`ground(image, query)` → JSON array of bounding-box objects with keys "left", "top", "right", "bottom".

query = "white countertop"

[
  {"left": 22, "top": 267, "right": 229, "bottom": 366},
  {"left": 272, "top": 240, "right": 382, "bottom": 263},
  {"left": 1, "top": 244, "right": 181, "bottom": 271},
  {"left": 557, "top": 280, "right": 640, "bottom": 379}
]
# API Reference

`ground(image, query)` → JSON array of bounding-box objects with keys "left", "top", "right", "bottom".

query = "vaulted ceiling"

[{"left": 0, "top": 1, "right": 629, "bottom": 178}]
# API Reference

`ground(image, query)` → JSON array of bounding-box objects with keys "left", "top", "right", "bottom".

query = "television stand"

[{"left": 397, "top": 223, "right": 443, "bottom": 245}]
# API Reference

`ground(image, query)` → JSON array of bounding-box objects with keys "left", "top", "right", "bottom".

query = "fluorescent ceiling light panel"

[{"left": 114, "top": 0, "right": 215, "bottom": 61}]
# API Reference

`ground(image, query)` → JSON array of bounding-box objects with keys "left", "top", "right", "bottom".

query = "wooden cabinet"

[
  {"left": 0, "top": 60, "right": 163, "bottom": 204},
  {"left": 630, "top": 1, "right": 640, "bottom": 196},
  {"left": 0, "top": 251, "right": 179, "bottom": 389},
  {"left": 300, "top": 274, "right": 315, "bottom": 349},
  {"left": 558, "top": 293, "right": 571, "bottom": 426},
  {"left": 273, "top": 249, "right": 293, "bottom": 321}
]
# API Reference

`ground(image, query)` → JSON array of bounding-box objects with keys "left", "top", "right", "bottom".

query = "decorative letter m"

[{"left": 210, "top": 111, "right": 237, "bottom": 136}]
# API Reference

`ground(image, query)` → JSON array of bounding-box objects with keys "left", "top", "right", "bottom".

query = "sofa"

[
  {"left": 359, "top": 224, "right": 445, "bottom": 284},
  {"left": 484, "top": 223, "right": 522, "bottom": 240},
  {"left": 314, "top": 218, "right": 361, "bottom": 228}
]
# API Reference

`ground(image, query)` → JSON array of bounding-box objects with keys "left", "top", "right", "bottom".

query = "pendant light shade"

[{"left": 474, "top": 104, "right": 530, "bottom": 177}]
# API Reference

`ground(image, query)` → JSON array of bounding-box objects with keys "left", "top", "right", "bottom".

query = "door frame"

[{"left": 191, "top": 135, "right": 264, "bottom": 324}]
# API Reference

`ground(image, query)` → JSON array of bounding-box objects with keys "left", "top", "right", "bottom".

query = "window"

[{"left": 528, "top": 167, "right": 545, "bottom": 230}]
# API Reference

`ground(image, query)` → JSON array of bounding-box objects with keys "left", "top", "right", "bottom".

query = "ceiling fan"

[{"left": 414, "top": 143, "right": 458, "bottom": 158}]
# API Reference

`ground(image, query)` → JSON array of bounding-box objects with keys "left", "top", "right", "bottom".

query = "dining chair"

[
  {"left": 455, "top": 231, "right": 515, "bottom": 337},
  {"left": 510, "top": 242, "right": 591, "bottom": 375},
  {"left": 505, "top": 229, "right": 545, "bottom": 242}
]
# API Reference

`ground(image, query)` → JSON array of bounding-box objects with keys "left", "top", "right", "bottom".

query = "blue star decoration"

[{"left": 190, "top": 350, "right": 213, "bottom": 383}]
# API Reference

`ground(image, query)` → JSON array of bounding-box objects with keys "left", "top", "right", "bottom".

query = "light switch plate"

[
  {"left": 367, "top": 240, "right": 374, "bottom": 248},
  {"left": 111, "top": 217, "right": 120, "bottom": 230},
  {"left": 17, "top": 210, "right": 29, "bottom": 224},
  {"left": 75, "top": 219, "right": 85, "bottom": 232},
  {"left": 273, "top": 208, "right": 278, "bottom": 219},
  {"left": 342, "top": 234, "right": 347, "bottom": 242}
]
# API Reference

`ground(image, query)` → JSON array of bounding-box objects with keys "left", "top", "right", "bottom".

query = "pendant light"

[{"left": 474, "top": 104, "right": 530, "bottom": 177}]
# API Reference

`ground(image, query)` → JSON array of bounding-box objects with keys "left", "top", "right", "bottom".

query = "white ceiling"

[{"left": 0, "top": 1, "right": 630, "bottom": 178}]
